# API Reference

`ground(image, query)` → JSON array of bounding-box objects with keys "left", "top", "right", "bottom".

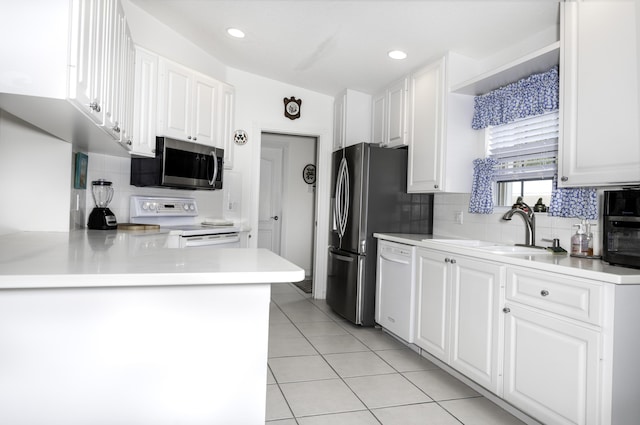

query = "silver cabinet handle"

[
  {"left": 561, "top": 176, "right": 568, "bottom": 182},
  {"left": 112, "top": 124, "right": 120, "bottom": 133},
  {"left": 193, "top": 137, "right": 197, "bottom": 141},
  {"left": 270, "top": 216, "right": 279, "bottom": 221},
  {"left": 89, "top": 102, "right": 101, "bottom": 112},
  {"left": 450, "top": 259, "right": 456, "bottom": 264},
  {"left": 444, "top": 258, "right": 451, "bottom": 263},
  {"left": 541, "top": 290, "right": 549, "bottom": 297},
  {"left": 503, "top": 307, "right": 511, "bottom": 313}
]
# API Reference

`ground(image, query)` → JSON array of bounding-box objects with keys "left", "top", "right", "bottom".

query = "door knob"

[{"left": 271, "top": 216, "right": 279, "bottom": 221}]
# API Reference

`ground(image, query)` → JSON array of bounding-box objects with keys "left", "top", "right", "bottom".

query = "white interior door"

[{"left": 258, "top": 146, "right": 283, "bottom": 254}]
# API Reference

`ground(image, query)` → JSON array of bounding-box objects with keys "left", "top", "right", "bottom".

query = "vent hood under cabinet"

[{"left": 0, "top": 0, "right": 136, "bottom": 158}]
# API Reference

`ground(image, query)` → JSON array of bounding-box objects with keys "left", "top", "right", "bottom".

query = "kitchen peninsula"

[{"left": 0, "top": 230, "right": 304, "bottom": 425}]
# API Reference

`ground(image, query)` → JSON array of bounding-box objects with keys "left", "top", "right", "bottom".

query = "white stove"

[{"left": 129, "top": 196, "right": 240, "bottom": 248}]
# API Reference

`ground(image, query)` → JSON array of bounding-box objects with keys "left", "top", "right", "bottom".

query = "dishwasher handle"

[{"left": 379, "top": 253, "right": 411, "bottom": 265}]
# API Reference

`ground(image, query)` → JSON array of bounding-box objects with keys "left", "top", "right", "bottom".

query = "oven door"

[{"left": 167, "top": 232, "right": 240, "bottom": 248}]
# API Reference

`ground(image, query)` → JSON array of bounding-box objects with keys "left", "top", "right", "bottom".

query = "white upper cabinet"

[
  {"left": 386, "top": 78, "right": 408, "bottom": 148},
  {"left": 333, "top": 89, "right": 371, "bottom": 151},
  {"left": 371, "top": 93, "right": 386, "bottom": 146},
  {"left": 131, "top": 49, "right": 234, "bottom": 160},
  {"left": 131, "top": 46, "right": 158, "bottom": 157},
  {"left": 371, "top": 78, "right": 408, "bottom": 148},
  {"left": 407, "top": 56, "right": 478, "bottom": 193},
  {"left": 219, "top": 83, "right": 236, "bottom": 169},
  {"left": 0, "top": 0, "right": 136, "bottom": 156},
  {"left": 560, "top": 0, "right": 640, "bottom": 187},
  {"left": 70, "top": 0, "right": 134, "bottom": 143},
  {"left": 157, "top": 58, "right": 218, "bottom": 147}
]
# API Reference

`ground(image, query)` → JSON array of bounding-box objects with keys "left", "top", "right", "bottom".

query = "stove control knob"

[
  {"left": 149, "top": 203, "right": 157, "bottom": 211},
  {"left": 142, "top": 202, "right": 149, "bottom": 210}
]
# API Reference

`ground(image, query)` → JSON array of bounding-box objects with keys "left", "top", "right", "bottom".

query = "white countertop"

[
  {"left": 0, "top": 230, "right": 304, "bottom": 289},
  {"left": 374, "top": 233, "right": 640, "bottom": 285}
]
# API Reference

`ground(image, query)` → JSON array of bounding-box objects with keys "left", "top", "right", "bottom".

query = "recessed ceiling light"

[
  {"left": 227, "top": 28, "right": 245, "bottom": 39},
  {"left": 388, "top": 50, "right": 407, "bottom": 60}
]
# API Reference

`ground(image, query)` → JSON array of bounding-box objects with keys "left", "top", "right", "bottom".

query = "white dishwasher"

[{"left": 375, "top": 239, "right": 415, "bottom": 342}]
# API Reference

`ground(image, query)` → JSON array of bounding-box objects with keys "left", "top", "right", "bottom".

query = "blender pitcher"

[{"left": 87, "top": 179, "right": 118, "bottom": 230}]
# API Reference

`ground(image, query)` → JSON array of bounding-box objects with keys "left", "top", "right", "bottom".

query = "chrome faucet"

[{"left": 502, "top": 202, "right": 536, "bottom": 247}]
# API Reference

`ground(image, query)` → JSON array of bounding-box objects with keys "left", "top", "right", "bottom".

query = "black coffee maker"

[{"left": 87, "top": 179, "right": 118, "bottom": 230}]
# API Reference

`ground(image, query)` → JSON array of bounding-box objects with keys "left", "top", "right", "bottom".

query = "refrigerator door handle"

[
  {"left": 334, "top": 159, "right": 344, "bottom": 237},
  {"left": 340, "top": 158, "right": 350, "bottom": 238},
  {"left": 335, "top": 157, "right": 349, "bottom": 239},
  {"left": 330, "top": 252, "right": 355, "bottom": 262}
]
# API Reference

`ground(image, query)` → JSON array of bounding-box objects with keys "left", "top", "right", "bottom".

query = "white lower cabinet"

[
  {"left": 373, "top": 238, "right": 640, "bottom": 424},
  {"left": 503, "top": 303, "right": 599, "bottom": 425},
  {"left": 503, "top": 266, "right": 601, "bottom": 425},
  {"left": 414, "top": 248, "right": 503, "bottom": 393}
]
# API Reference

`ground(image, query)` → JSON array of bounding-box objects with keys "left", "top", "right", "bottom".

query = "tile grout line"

[{"left": 270, "top": 283, "right": 474, "bottom": 423}]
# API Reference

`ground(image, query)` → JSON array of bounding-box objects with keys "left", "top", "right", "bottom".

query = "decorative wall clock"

[
  {"left": 284, "top": 96, "right": 302, "bottom": 120},
  {"left": 302, "top": 164, "right": 316, "bottom": 184}
]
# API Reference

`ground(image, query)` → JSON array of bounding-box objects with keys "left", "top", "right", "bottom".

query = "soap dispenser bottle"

[
  {"left": 571, "top": 223, "right": 587, "bottom": 256},
  {"left": 583, "top": 219, "right": 596, "bottom": 257}
]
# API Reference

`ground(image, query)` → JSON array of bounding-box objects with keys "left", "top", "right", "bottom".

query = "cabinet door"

[
  {"left": 414, "top": 249, "right": 450, "bottom": 362},
  {"left": 118, "top": 22, "right": 135, "bottom": 147},
  {"left": 219, "top": 83, "right": 235, "bottom": 169},
  {"left": 158, "top": 60, "right": 192, "bottom": 140},
  {"left": 131, "top": 47, "right": 158, "bottom": 157},
  {"left": 386, "top": 78, "right": 407, "bottom": 147},
  {"left": 371, "top": 93, "right": 386, "bottom": 146},
  {"left": 333, "top": 93, "right": 346, "bottom": 151},
  {"left": 408, "top": 58, "right": 445, "bottom": 192},
  {"left": 71, "top": 0, "right": 105, "bottom": 124},
  {"left": 503, "top": 304, "right": 599, "bottom": 425},
  {"left": 449, "top": 257, "right": 503, "bottom": 394},
  {"left": 101, "top": 0, "right": 119, "bottom": 137},
  {"left": 560, "top": 1, "right": 640, "bottom": 186},
  {"left": 191, "top": 74, "right": 218, "bottom": 146}
]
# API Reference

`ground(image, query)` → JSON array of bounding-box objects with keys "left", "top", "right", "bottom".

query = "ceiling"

[{"left": 129, "top": 0, "right": 560, "bottom": 97}]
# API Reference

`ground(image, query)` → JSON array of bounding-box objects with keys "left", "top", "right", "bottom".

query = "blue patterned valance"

[
  {"left": 548, "top": 175, "right": 598, "bottom": 220},
  {"left": 472, "top": 66, "right": 560, "bottom": 130}
]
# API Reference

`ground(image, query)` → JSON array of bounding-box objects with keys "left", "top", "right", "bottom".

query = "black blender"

[{"left": 87, "top": 179, "right": 118, "bottom": 230}]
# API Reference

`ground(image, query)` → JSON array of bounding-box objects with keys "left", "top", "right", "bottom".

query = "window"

[{"left": 487, "top": 111, "right": 559, "bottom": 207}]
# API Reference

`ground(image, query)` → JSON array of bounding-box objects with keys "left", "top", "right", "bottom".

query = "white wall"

[
  {"left": 227, "top": 67, "right": 334, "bottom": 296},
  {"left": 0, "top": 110, "right": 71, "bottom": 235},
  {"left": 262, "top": 133, "right": 316, "bottom": 277}
]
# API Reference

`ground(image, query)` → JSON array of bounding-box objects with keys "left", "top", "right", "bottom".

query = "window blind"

[{"left": 487, "top": 110, "right": 558, "bottom": 182}]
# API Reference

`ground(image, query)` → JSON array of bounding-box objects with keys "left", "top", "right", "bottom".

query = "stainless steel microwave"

[
  {"left": 603, "top": 189, "right": 640, "bottom": 269},
  {"left": 131, "top": 137, "right": 223, "bottom": 190}
]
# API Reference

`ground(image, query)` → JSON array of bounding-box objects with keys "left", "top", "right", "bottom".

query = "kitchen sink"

[
  {"left": 425, "top": 239, "right": 552, "bottom": 255},
  {"left": 478, "top": 245, "right": 550, "bottom": 255},
  {"left": 425, "top": 239, "right": 499, "bottom": 247}
]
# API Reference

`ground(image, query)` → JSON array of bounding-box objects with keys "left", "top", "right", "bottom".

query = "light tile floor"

[{"left": 266, "top": 282, "right": 527, "bottom": 425}]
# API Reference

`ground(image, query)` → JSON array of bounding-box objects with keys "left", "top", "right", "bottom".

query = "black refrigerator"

[{"left": 327, "top": 143, "right": 434, "bottom": 326}]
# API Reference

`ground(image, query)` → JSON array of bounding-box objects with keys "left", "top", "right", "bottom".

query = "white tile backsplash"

[
  {"left": 433, "top": 193, "right": 603, "bottom": 255},
  {"left": 81, "top": 153, "right": 224, "bottom": 226}
]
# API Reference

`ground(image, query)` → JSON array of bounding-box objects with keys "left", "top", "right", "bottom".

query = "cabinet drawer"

[{"left": 506, "top": 267, "right": 602, "bottom": 326}]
